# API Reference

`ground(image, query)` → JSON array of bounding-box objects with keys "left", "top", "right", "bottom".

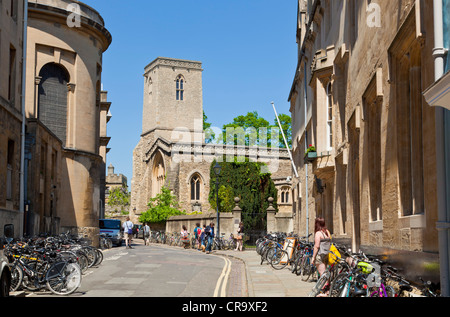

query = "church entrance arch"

[{"left": 152, "top": 150, "right": 166, "bottom": 198}]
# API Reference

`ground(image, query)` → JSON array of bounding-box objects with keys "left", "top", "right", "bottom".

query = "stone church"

[{"left": 130, "top": 57, "right": 293, "bottom": 224}]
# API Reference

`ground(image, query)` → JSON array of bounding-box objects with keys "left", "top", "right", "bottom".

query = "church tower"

[{"left": 142, "top": 57, "right": 204, "bottom": 142}]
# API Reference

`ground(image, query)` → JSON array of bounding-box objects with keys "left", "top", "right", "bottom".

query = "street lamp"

[{"left": 214, "top": 162, "right": 222, "bottom": 238}]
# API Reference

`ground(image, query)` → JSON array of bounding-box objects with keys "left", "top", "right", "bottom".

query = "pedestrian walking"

[
  {"left": 181, "top": 225, "right": 190, "bottom": 249},
  {"left": 205, "top": 222, "right": 215, "bottom": 254},
  {"left": 193, "top": 223, "right": 201, "bottom": 249},
  {"left": 200, "top": 224, "right": 206, "bottom": 252},
  {"left": 235, "top": 222, "right": 244, "bottom": 251},
  {"left": 311, "top": 217, "right": 331, "bottom": 276},
  {"left": 123, "top": 217, "right": 134, "bottom": 249},
  {"left": 143, "top": 222, "right": 150, "bottom": 246}
]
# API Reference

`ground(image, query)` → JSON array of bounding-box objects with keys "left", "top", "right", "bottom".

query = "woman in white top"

[
  {"left": 123, "top": 217, "right": 134, "bottom": 249},
  {"left": 311, "top": 217, "right": 331, "bottom": 276}
]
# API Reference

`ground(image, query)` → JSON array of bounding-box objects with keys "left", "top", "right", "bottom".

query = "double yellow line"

[{"left": 213, "top": 257, "right": 231, "bottom": 297}]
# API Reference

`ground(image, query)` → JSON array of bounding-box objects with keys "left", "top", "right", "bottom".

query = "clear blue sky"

[{"left": 82, "top": 0, "right": 298, "bottom": 182}]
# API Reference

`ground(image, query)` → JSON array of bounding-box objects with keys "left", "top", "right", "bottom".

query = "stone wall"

[{"left": 166, "top": 209, "right": 242, "bottom": 239}]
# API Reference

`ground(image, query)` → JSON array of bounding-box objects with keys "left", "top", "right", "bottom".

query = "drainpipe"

[
  {"left": 304, "top": 60, "right": 309, "bottom": 241},
  {"left": 432, "top": 0, "right": 450, "bottom": 297},
  {"left": 20, "top": 0, "right": 28, "bottom": 237}
]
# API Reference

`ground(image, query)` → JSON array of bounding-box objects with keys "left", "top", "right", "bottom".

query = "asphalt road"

[{"left": 71, "top": 240, "right": 229, "bottom": 297}]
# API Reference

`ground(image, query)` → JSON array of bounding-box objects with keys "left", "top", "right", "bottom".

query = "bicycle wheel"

[
  {"left": 21, "top": 260, "right": 47, "bottom": 291},
  {"left": 265, "top": 247, "right": 277, "bottom": 264},
  {"left": 229, "top": 239, "right": 237, "bottom": 251},
  {"left": 60, "top": 251, "right": 88, "bottom": 274},
  {"left": 82, "top": 247, "right": 97, "bottom": 268},
  {"left": 76, "top": 252, "right": 89, "bottom": 273},
  {"left": 309, "top": 271, "right": 330, "bottom": 297},
  {"left": 46, "top": 262, "right": 82, "bottom": 296},
  {"left": 270, "top": 249, "right": 289, "bottom": 270},
  {"left": 329, "top": 272, "right": 349, "bottom": 297},
  {"left": 300, "top": 256, "right": 314, "bottom": 281},
  {"left": 94, "top": 249, "right": 103, "bottom": 266},
  {"left": 293, "top": 253, "right": 304, "bottom": 275},
  {"left": 9, "top": 265, "right": 23, "bottom": 292}
]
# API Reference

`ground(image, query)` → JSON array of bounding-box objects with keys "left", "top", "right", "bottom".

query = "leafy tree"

[
  {"left": 107, "top": 186, "right": 130, "bottom": 214},
  {"left": 275, "top": 113, "right": 292, "bottom": 148},
  {"left": 218, "top": 111, "right": 292, "bottom": 148},
  {"left": 203, "top": 111, "right": 215, "bottom": 144},
  {"left": 139, "top": 186, "right": 185, "bottom": 224},
  {"left": 222, "top": 111, "right": 270, "bottom": 146}
]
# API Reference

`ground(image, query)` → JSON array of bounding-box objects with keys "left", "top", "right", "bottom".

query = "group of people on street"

[
  {"left": 121, "top": 217, "right": 151, "bottom": 248},
  {"left": 189, "top": 221, "right": 245, "bottom": 253},
  {"left": 121, "top": 216, "right": 245, "bottom": 253},
  {"left": 192, "top": 222, "right": 215, "bottom": 254}
]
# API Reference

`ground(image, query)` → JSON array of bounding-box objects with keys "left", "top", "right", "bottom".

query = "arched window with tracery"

[
  {"left": 176, "top": 75, "right": 184, "bottom": 101},
  {"left": 38, "top": 63, "right": 70, "bottom": 145},
  {"left": 280, "top": 186, "right": 291, "bottom": 204},
  {"left": 190, "top": 174, "right": 201, "bottom": 201}
]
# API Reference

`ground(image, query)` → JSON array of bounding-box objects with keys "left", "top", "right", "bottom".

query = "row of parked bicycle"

[
  {"left": 3, "top": 232, "right": 104, "bottom": 296},
  {"left": 147, "top": 230, "right": 239, "bottom": 250},
  {"left": 256, "top": 232, "right": 441, "bottom": 297}
]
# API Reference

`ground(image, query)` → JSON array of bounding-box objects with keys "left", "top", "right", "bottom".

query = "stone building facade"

[
  {"left": 130, "top": 57, "right": 293, "bottom": 229},
  {"left": 5, "top": 0, "right": 112, "bottom": 239},
  {"left": 0, "top": 0, "right": 26, "bottom": 236},
  {"left": 289, "top": 0, "right": 449, "bottom": 284},
  {"left": 1, "top": 0, "right": 112, "bottom": 238},
  {"left": 106, "top": 164, "right": 127, "bottom": 192}
]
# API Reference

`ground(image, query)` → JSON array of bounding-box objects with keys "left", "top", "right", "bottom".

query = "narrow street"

[{"left": 72, "top": 240, "right": 233, "bottom": 297}]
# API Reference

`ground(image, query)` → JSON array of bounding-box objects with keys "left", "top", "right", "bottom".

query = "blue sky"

[{"left": 82, "top": 0, "right": 298, "bottom": 182}]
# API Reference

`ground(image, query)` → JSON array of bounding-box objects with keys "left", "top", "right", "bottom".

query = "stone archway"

[{"left": 152, "top": 150, "right": 165, "bottom": 198}]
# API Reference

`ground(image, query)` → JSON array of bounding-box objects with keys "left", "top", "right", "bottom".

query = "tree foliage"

[
  {"left": 107, "top": 186, "right": 130, "bottom": 214},
  {"left": 203, "top": 111, "right": 215, "bottom": 144},
  {"left": 209, "top": 184, "right": 235, "bottom": 213},
  {"left": 208, "top": 158, "right": 278, "bottom": 233},
  {"left": 275, "top": 113, "right": 292, "bottom": 148},
  {"left": 207, "top": 111, "right": 292, "bottom": 148},
  {"left": 139, "top": 186, "right": 185, "bottom": 224}
]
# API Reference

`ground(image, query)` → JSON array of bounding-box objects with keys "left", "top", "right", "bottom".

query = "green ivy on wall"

[{"left": 208, "top": 157, "right": 278, "bottom": 232}]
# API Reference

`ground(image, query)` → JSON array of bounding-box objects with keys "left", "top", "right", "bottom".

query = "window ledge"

[
  {"left": 399, "top": 213, "right": 426, "bottom": 229},
  {"left": 369, "top": 220, "right": 383, "bottom": 231}
]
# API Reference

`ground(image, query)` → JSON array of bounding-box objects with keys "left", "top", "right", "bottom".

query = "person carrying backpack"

[
  {"left": 122, "top": 217, "right": 134, "bottom": 249},
  {"left": 194, "top": 223, "right": 201, "bottom": 249}
]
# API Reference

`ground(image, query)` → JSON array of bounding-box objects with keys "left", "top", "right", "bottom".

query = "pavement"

[
  {"left": 9, "top": 240, "right": 314, "bottom": 298},
  {"left": 213, "top": 248, "right": 313, "bottom": 297},
  {"left": 134, "top": 239, "right": 314, "bottom": 297}
]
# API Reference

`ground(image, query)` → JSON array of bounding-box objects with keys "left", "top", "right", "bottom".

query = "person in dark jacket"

[{"left": 205, "top": 222, "right": 215, "bottom": 254}]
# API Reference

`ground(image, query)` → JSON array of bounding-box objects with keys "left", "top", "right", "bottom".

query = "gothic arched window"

[
  {"left": 190, "top": 174, "right": 200, "bottom": 201},
  {"left": 176, "top": 75, "right": 184, "bottom": 101},
  {"left": 38, "top": 63, "right": 70, "bottom": 145},
  {"left": 152, "top": 151, "right": 165, "bottom": 198},
  {"left": 280, "top": 186, "right": 291, "bottom": 204}
]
